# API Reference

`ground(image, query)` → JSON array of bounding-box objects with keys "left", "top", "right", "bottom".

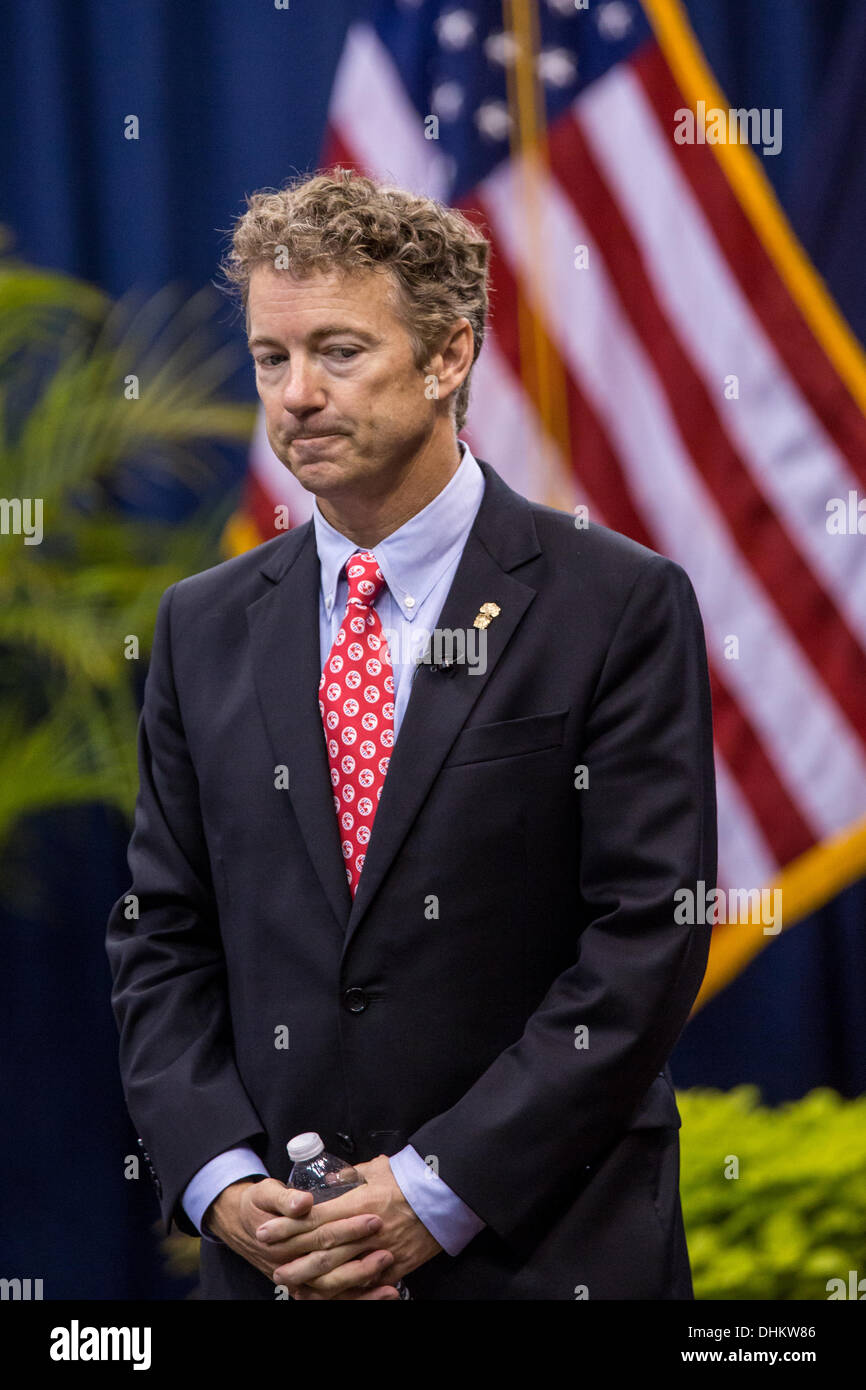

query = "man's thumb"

[{"left": 256, "top": 1180, "right": 314, "bottom": 1217}]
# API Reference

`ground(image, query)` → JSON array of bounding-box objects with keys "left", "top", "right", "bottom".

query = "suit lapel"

[
  {"left": 247, "top": 523, "right": 354, "bottom": 934},
  {"left": 247, "top": 458, "right": 542, "bottom": 948}
]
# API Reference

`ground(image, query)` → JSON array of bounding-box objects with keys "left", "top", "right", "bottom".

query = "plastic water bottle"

[
  {"left": 286, "top": 1132, "right": 410, "bottom": 1298},
  {"left": 286, "top": 1132, "right": 365, "bottom": 1202}
]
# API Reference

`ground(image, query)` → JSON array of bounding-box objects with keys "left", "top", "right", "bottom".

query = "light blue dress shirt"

[{"left": 183, "top": 439, "right": 488, "bottom": 1257}]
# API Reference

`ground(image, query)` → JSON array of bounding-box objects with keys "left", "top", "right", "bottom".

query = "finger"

[
  {"left": 275, "top": 1246, "right": 394, "bottom": 1297},
  {"left": 256, "top": 1212, "right": 383, "bottom": 1250},
  {"left": 276, "top": 1245, "right": 394, "bottom": 1293}
]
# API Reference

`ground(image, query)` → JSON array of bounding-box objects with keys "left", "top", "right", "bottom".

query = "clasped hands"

[{"left": 206, "top": 1154, "right": 442, "bottom": 1299}]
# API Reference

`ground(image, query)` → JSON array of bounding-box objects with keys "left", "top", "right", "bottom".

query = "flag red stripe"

[
  {"left": 244, "top": 469, "right": 278, "bottom": 540},
  {"left": 708, "top": 671, "right": 815, "bottom": 864},
  {"left": 321, "top": 124, "right": 364, "bottom": 174}
]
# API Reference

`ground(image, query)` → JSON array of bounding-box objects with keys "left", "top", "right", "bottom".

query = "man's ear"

[
  {"left": 439, "top": 318, "right": 475, "bottom": 394},
  {"left": 428, "top": 318, "right": 474, "bottom": 405}
]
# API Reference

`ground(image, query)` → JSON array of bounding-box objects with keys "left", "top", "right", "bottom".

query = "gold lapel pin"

[{"left": 473, "top": 601, "right": 501, "bottom": 630}]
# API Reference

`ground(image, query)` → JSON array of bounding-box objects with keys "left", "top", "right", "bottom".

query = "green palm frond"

[
  {"left": 0, "top": 258, "right": 108, "bottom": 366},
  {"left": 0, "top": 679, "right": 140, "bottom": 848},
  {"left": 0, "top": 498, "right": 238, "bottom": 687},
  {"left": 3, "top": 281, "right": 254, "bottom": 503},
  {"left": 0, "top": 256, "right": 259, "bottom": 867}
]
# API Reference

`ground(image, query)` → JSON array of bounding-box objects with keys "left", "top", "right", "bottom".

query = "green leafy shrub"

[{"left": 679, "top": 1086, "right": 866, "bottom": 1299}]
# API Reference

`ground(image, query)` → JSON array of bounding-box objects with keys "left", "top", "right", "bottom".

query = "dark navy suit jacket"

[{"left": 106, "top": 457, "right": 717, "bottom": 1299}]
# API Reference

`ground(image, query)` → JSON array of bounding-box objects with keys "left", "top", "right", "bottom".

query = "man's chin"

[{"left": 284, "top": 454, "right": 352, "bottom": 494}]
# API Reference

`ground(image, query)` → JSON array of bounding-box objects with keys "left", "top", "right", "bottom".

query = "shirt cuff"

[
  {"left": 182, "top": 1146, "right": 270, "bottom": 1244},
  {"left": 388, "top": 1144, "right": 486, "bottom": 1256}
]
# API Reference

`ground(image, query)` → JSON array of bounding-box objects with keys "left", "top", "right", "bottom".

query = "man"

[{"left": 106, "top": 168, "right": 717, "bottom": 1301}]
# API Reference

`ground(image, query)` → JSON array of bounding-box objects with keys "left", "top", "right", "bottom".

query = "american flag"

[{"left": 227, "top": 0, "right": 866, "bottom": 1009}]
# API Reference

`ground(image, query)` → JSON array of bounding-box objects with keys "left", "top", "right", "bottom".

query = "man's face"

[{"left": 247, "top": 262, "right": 439, "bottom": 501}]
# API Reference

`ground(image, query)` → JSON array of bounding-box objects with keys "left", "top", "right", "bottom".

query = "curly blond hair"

[{"left": 219, "top": 167, "right": 491, "bottom": 431}]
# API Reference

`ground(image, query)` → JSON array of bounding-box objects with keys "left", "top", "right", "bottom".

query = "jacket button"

[
  {"left": 336, "top": 1132, "right": 355, "bottom": 1156},
  {"left": 342, "top": 987, "right": 369, "bottom": 1013}
]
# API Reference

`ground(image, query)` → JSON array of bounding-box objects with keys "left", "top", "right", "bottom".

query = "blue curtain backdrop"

[{"left": 1, "top": 0, "right": 864, "bottom": 1298}]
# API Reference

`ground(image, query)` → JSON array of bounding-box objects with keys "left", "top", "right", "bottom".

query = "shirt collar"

[{"left": 313, "top": 439, "right": 484, "bottom": 621}]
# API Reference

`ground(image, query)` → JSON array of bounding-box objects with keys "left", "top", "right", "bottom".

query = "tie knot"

[{"left": 345, "top": 550, "right": 386, "bottom": 608}]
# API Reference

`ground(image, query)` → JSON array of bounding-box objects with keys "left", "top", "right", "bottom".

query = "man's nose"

[{"left": 280, "top": 357, "right": 326, "bottom": 414}]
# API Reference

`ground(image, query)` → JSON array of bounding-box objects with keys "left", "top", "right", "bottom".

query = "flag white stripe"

[
  {"left": 330, "top": 24, "right": 452, "bottom": 198},
  {"left": 713, "top": 752, "right": 779, "bottom": 891},
  {"left": 465, "top": 327, "right": 577, "bottom": 512},
  {"left": 249, "top": 409, "right": 314, "bottom": 523}
]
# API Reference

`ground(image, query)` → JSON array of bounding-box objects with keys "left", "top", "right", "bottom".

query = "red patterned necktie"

[{"left": 318, "top": 549, "right": 396, "bottom": 896}]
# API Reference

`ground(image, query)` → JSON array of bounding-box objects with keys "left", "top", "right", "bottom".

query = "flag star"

[
  {"left": 435, "top": 8, "right": 477, "bottom": 51},
  {"left": 484, "top": 30, "right": 522, "bottom": 67},
  {"left": 474, "top": 100, "right": 512, "bottom": 142},
  {"left": 596, "top": 2, "right": 634, "bottom": 41},
  {"left": 536, "top": 47, "right": 578, "bottom": 88},
  {"left": 431, "top": 80, "right": 465, "bottom": 121}
]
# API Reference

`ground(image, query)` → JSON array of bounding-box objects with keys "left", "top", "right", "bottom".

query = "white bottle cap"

[{"left": 287, "top": 1132, "right": 325, "bottom": 1162}]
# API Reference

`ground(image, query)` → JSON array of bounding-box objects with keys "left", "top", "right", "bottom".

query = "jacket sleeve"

[
  {"left": 406, "top": 555, "right": 717, "bottom": 1257},
  {"left": 105, "top": 582, "right": 267, "bottom": 1236}
]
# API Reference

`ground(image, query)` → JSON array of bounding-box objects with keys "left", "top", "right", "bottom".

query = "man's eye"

[
  {"left": 327, "top": 347, "right": 359, "bottom": 360},
  {"left": 257, "top": 355, "right": 284, "bottom": 367}
]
